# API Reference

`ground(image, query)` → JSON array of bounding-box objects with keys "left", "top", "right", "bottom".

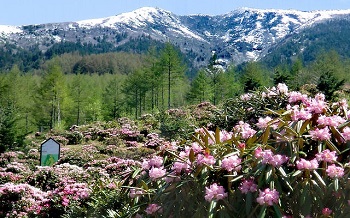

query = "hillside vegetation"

[
  {"left": 1, "top": 84, "right": 350, "bottom": 217},
  {"left": 1, "top": 43, "right": 350, "bottom": 152}
]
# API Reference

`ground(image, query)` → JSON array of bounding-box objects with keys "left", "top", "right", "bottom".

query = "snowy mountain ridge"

[{"left": 1, "top": 7, "right": 350, "bottom": 66}]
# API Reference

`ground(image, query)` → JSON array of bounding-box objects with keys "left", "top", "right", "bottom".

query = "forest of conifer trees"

[{"left": 0, "top": 40, "right": 349, "bottom": 151}]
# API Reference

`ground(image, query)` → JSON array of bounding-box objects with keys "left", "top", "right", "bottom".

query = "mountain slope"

[
  {"left": 1, "top": 7, "right": 350, "bottom": 67},
  {"left": 260, "top": 15, "right": 350, "bottom": 68}
]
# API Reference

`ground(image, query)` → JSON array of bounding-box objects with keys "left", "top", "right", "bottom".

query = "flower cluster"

[
  {"left": 326, "top": 164, "right": 345, "bottom": 178},
  {"left": 204, "top": 183, "right": 228, "bottom": 202},
  {"left": 254, "top": 148, "right": 289, "bottom": 167},
  {"left": 221, "top": 155, "right": 242, "bottom": 172},
  {"left": 256, "top": 188, "right": 280, "bottom": 206},
  {"left": 234, "top": 121, "right": 257, "bottom": 139},
  {"left": 239, "top": 178, "right": 258, "bottom": 194},
  {"left": 296, "top": 158, "right": 319, "bottom": 170},
  {"left": 315, "top": 149, "right": 337, "bottom": 163}
]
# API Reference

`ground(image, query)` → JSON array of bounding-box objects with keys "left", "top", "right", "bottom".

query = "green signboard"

[{"left": 40, "top": 138, "right": 60, "bottom": 166}]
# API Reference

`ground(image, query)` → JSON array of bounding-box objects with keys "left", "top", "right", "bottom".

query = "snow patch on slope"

[{"left": 0, "top": 25, "right": 23, "bottom": 36}]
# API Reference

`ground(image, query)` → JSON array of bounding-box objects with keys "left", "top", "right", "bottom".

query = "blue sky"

[{"left": 1, "top": 0, "right": 350, "bottom": 26}]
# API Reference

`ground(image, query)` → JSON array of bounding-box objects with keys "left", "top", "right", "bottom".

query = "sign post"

[{"left": 40, "top": 138, "right": 60, "bottom": 166}]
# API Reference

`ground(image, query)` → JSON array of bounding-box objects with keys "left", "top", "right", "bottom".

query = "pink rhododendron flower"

[
  {"left": 315, "top": 149, "right": 337, "bottom": 163},
  {"left": 322, "top": 208, "right": 332, "bottom": 216},
  {"left": 238, "top": 142, "right": 246, "bottom": 149},
  {"left": 240, "top": 93, "right": 252, "bottom": 101},
  {"left": 172, "top": 159, "right": 191, "bottom": 174},
  {"left": 326, "top": 164, "right": 344, "bottom": 178},
  {"left": 269, "top": 154, "right": 289, "bottom": 167},
  {"left": 204, "top": 183, "right": 228, "bottom": 202},
  {"left": 296, "top": 158, "right": 319, "bottom": 170},
  {"left": 260, "top": 149, "right": 274, "bottom": 164},
  {"left": 277, "top": 83, "right": 288, "bottom": 95},
  {"left": 255, "top": 149, "right": 288, "bottom": 167},
  {"left": 234, "top": 121, "right": 256, "bottom": 139},
  {"left": 220, "top": 130, "right": 233, "bottom": 142},
  {"left": 62, "top": 197, "right": 69, "bottom": 207},
  {"left": 256, "top": 116, "right": 272, "bottom": 129},
  {"left": 307, "top": 96, "right": 327, "bottom": 114},
  {"left": 145, "top": 203, "right": 162, "bottom": 215},
  {"left": 309, "top": 127, "right": 331, "bottom": 141},
  {"left": 291, "top": 106, "right": 312, "bottom": 121},
  {"left": 239, "top": 178, "right": 258, "bottom": 194},
  {"left": 256, "top": 188, "right": 279, "bottom": 206},
  {"left": 317, "top": 115, "right": 345, "bottom": 127},
  {"left": 142, "top": 156, "right": 163, "bottom": 170},
  {"left": 288, "top": 91, "right": 308, "bottom": 104},
  {"left": 149, "top": 167, "right": 166, "bottom": 181},
  {"left": 185, "top": 142, "right": 203, "bottom": 154},
  {"left": 197, "top": 153, "right": 216, "bottom": 166},
  {"left": 254, "top": 147, "right": 263, "bottom": 158},
  {"left": 342, "top": 126, "right": 350, "bottom": 141},
  {"left": 221, "top": 155, "right": 242, "bottom": 172},
  {"left": 129, "top": 188, "right": 144, "bottom": 198}
]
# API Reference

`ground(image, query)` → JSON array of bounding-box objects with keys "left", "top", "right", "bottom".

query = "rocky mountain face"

[{"left": 1, "top": 7, "right": 350, "bottom": 67}]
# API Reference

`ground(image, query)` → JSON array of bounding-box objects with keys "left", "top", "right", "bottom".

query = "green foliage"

[
  {"left": 187, "top": 69, "right": 212, "bottom": 103},
  {"left": 158, "top": 42, "right": 187, "bottom": 109},
  {"left": 317, "top": 70, "right": 345, "bottom": 100},
  {"left": 241, "top": 62, "right": 270, "bottom": 92},
  {"left": 102, "top": 74, "right": 125, "bottom": 120},
  {"left": 311, "top": 51, "right": 346, "bottom": 100},
  {"left": 0, "top": 106, "right": 18, "bottom": 152},
  {"left": 34, "top": 62, "right": 68, "bottom": 130},
  {"left": 216, "top": 85, "right": 289, "bottom": 130},
  {"left": 158, "top": 108, "right": 195, "bottom": 140},
  {"left": 0, "top": 66, "right": 31, "bottom": 152}
]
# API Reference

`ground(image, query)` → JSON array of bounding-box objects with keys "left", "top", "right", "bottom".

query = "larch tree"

[
  {"left": 102, "top": 74, "right": 125, "bottom": 120},
  {"left": 67, "top": 73, "right": 92, "bottom": 126},
  {"left": 158, "top": 42, "right": 186, "bottom": 109},
  {"left": 35, "top": 63, "right": 67, "bottom": 130},
  {"left": 122, "top": 70, "right": 146, "bottom": 119},
  {"left": 206, "top": 53, "right": 224, "bottom": 105},
  {"left": 187, "top": 69, "right": 212, "bottom": 104}
]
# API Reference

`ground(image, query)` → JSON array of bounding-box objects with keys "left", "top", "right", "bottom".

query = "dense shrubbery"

[{"left": 1, "top": 84, "right": 350, "bottom": 217}]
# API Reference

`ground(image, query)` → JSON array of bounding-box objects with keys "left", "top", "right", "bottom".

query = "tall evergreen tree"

[
  {"left": 0, "top": 65, "right": 30, "bottom": 151},
  {"left": 158, "top": 42, "right": 186, "bottom": 109},
  {"left": 122, "top": 70, "right": 145, "bottom": 118},
  {"left": 34, "top": 63, "right": 67, "bottom": 130},
  {"left": 66, "top": 73, "right": 92, "bottom": 126},
  {"left": 206, "top": 53, "right": 223, "bottom": 105},
  {"left": 312, "top": 51, "right": 346, "bottom": 99},
  {"left": 241, "top": 62, "right": 269, "bottom": 92},
  {"left": 187, "top": 70, "right": 212, "bottom": 103},
  {"left": 102, "top": 74, "right": 125, "bottom": 120}
]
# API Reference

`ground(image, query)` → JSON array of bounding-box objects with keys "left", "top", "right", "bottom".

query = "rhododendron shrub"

[
  {"left": 1, "top": 84, "right": 350, "bottom": 217},
  {"left": 120, "top": 84, "right": 350, "bottom": 217}
]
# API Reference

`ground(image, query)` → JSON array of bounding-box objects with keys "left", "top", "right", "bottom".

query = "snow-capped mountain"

[{"left": 1, "top": 7, "right": 350, "bottom": 66}]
